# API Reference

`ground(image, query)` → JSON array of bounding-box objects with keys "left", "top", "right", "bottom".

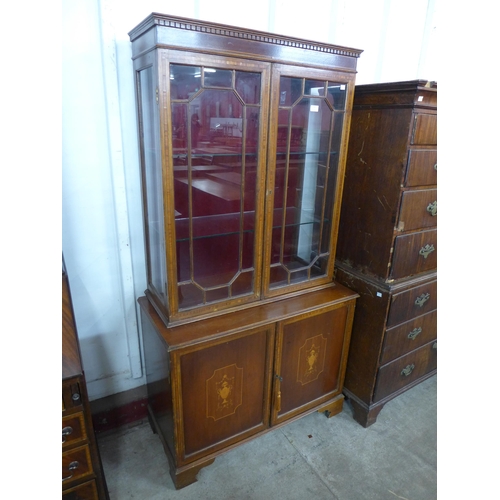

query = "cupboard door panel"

[
  {"left": 178, "top": 328, "right": 273, "bottom": 462},
  {"left": 274, "top": 305, "right": 348, "bottom": 424}
]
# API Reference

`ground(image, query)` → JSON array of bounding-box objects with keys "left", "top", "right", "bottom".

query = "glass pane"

[
  {"left": 276, "top": 108, "right": 291, "bottom": 155},
  {"left": 170, "top": 64, "right": 202, "bottom": 99},
  {"left": 235, "top": 71, "right": 261, "bottom": 104},
  {"left": 305, "top": 79, "right": 325, "bottom": 96},
  {"left": 270, "top": 75, "right": 343, "bottom": 290},
  {"left": 204, "top": 68, "right": 232, "bottom": 87},
  {"left": 170, "top": 64, "right": 263, "bottom": 310},
  {"left": 321, "top": 112, "right": 344, "bottom": 254},
  {"left": 138, "top": 67, "right": 166, "bottom": 297},
  {"left": 326, "top": 83, "right": 347, "bottom": 110},
  {"left": 279, "top": 76, "right": 302, "bottom": 106},
  {"left": 245, "top": 106, "right": 260, "bottom": 155}
]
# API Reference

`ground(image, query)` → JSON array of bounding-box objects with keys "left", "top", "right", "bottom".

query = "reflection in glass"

[
  {"left": 138, "top": 67, "right": 166, "bottom": 297},
  {"left": 170, "top": 65, "right": 262, "bottom": 310},
  {"left": 269, "top": 77, "right": 347, "bottom": 289},
  {"left": 204, "top": 68, "right": 232, "bottom": 87}
]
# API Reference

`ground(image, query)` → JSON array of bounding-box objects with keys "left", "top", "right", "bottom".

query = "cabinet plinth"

[{"left": 335, "top": 80, "right": 437, "bottom": 427}]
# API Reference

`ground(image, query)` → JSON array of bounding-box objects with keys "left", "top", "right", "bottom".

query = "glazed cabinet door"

[
  {"left": 174, "top": 326, "right": 275, "bottom": 465},
  {"left": 136, "top": 50, "right": 272, "bottom": 323},
  {"left": 271, "top": 304, "right": 351, "bottom": 425},
  {"left": 263, "top": 64, "right": 354, "bottom": 297}
]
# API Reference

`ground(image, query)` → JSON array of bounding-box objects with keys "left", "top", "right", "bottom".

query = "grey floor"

[{"left": 98, "top": 375, "right": 437, "bottom": 500}]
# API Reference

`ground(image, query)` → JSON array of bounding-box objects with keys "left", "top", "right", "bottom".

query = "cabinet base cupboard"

[
  {"left": 129, "top": 13, "right": 361, "bottom": 488},
  {"left": 139, "top": 285, "right": 357, "bottom": 489}
]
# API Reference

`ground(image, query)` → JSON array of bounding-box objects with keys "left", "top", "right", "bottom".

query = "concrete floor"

[{"left": 98, "top": 375, "right": 436, "bottom": 500}]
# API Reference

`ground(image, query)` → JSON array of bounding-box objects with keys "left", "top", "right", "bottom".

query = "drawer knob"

[
  {"left": 401, "top": 364, "right": 415, "bottom": 377},
  {"left": 62, "top": 426, "right": 73, "bottom": 443},
  {"left": 62, "top": 461, "right": 79, "bottom": 482},
  {"left": 419, "top": 244, "right": 435, "bottom": 259},
  {"left": 408, "top": 327, "right": 422, "bottom": 340},
  {"left": 426, "top": 201, "right": 437, "bottom": 216},
  {"left": 415, "top": 293, "right": 430, "bottom": 307},
  {"left": 433, "top": 342, "right": 437, "bottom": 350},
  {"left": 433, "top": 163, "right": 437, "bottom": 171}
]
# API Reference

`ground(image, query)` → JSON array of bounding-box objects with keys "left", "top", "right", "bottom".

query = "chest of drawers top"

[
  {"left": 336, "top": 80, "right": 437, "bottom": 282},
  {"left": 352, "top": 79, "right": 437, "bottom": 110}
]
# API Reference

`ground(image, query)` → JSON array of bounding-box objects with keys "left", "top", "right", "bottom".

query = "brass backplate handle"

[
  {"left": 62, "top": 461, "right": 79, "bottom": 482},
  {"left": 419, "top": 244, "right": 435, "bottom": 259},
  {"left": 415, "top": 293, "right": 430, "bottom": 307},
  {"left": 426, "top": 201, "right": 437, "bottom": 216},
  {"left": 62, "top": 426, "right": 73, "bottom": 443},
  {"left": 408, "top": 327, "right": 422, "bottom": 340},
  {"left": 401, "top": 364, "right": 415, "bottom": 377}
]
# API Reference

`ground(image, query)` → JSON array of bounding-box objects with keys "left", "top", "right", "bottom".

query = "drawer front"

[
  {"left": 380, "top": 310, "right": 437, "bottom": 365},
  {"left": 411, "top": 113, "right": 437, "bottom": 145},
  {"left": 62, "top": 413, "right": 87, "bottom": 448},
  {"left": 62, "top": 380, "right": 83, "bottom": 413},
  {"left": 387, "top": 279, "right": 437, "bottom": 327},
  {"left": 391, "top": 229, "right": 437, "bottom": 279},
  {"left": 405, "top": 149, "right": 437, "bottom": 187},
  {"left": 413, "top": 89, "right": 437, "bottom": 108},
  {"left": 398, "top": 189, "right": 437, "bottom": 231},
  {"left": 62, "top": 445, "right": 93, "bottom": 485},
  {"left": 63, "top": 479, "right": 99, "bottom": 499},
  {"left": 374, "top": 340, "right": 437, "bottom": 402}
]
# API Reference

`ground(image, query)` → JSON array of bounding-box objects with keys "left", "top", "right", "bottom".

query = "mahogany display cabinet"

[
  {"left": 335, "top": 80, "right": 437, "bottom": 427},
  {"left": 129, "top": 13, "right": 361, "bottom": 488}
]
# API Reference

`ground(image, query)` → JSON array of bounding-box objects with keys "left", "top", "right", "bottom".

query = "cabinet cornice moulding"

[{"left": 128, "top": 13, "right": 363, "bottom": 59}]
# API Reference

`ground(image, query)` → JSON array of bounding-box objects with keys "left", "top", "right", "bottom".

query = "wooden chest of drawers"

[
  {"left": 335, "top": 80, "right": 437, "bottom": 427},
  {"left": 63, "top": 268, "right": 109, "bottom": 499}
]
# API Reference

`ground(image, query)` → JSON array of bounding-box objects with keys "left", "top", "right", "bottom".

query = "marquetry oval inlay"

[
  {"left": 206, "top": 364, "right": 243, "bottom": 421},
  {"left": 297, "top": 334, "right": 327, "bottom": 385}
]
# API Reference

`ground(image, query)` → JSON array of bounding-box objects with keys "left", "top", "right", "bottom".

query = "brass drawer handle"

[
  {"left": 415, "top": 293, "right": 430, "bottom": 307},
  {"left": 419, "top": 244, "right": 435, "bottom": 259},
  {"left": 62, "top": 426, "right": 73, "bottom": 443},
  {"left": 401, "top": 364, "right": 415, "bottom": 377},
  {"left": 426, "top": 201, "right": 437, "bottom": 216},
  {"left": 408, "top": 327, "right": 422, "bottom": 340},
  {"left": 62, "top": 461, "right": 79, "bottom": 482}
]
